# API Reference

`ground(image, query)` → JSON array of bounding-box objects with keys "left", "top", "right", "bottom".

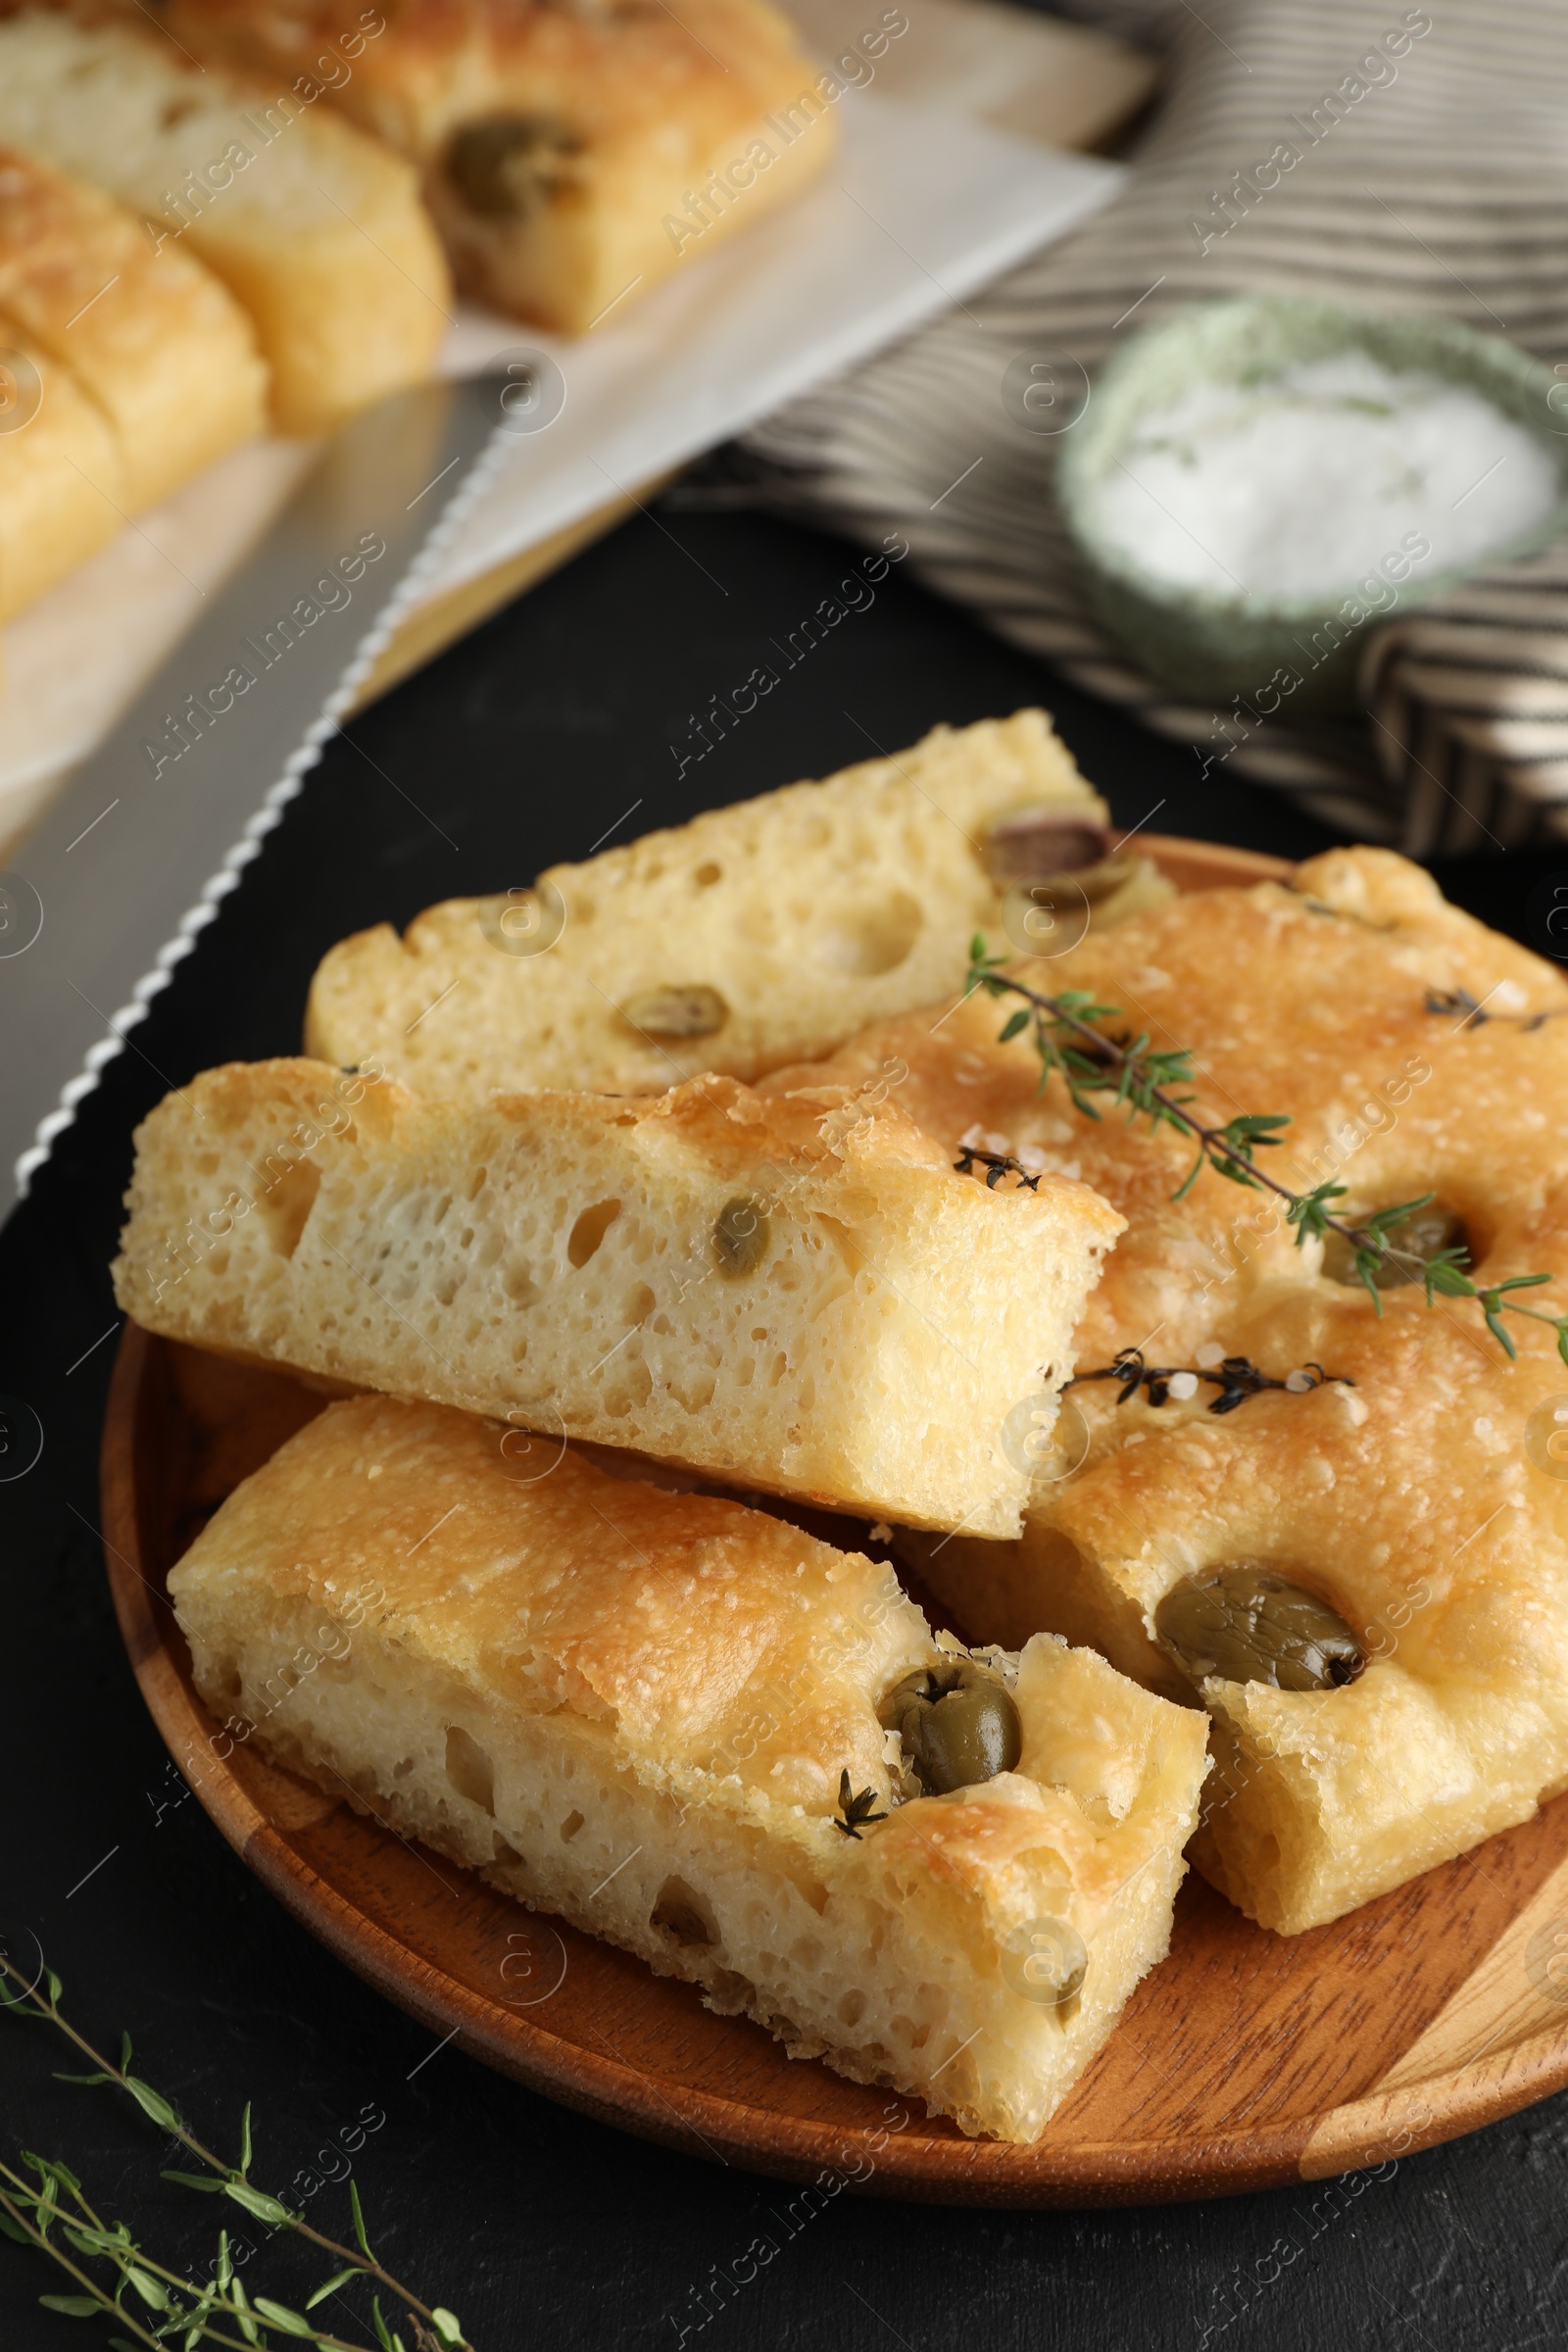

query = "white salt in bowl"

[{"left": 1057, "top": 297, "right": 1568, "bottom": 716}]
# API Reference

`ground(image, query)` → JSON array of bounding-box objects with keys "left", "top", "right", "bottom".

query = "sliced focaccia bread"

[
  {"left": 304, "top": 710, "right": 1162, "bottom": 1095},
  {"left": 169, "top": 1393, "right": 1209, "bottom": 2142},
  {"left": 0, "top": 327, "right": 120, "bottom": 620},
  {"left": 775, "top": 846, "right": 1568, "bottom": 1933},
  {"left": 0, "top": 148, "right": 267, "bottom": 513},
  {"left": 113, "top": 1057, "right": 1122, "bottom": 1536},
  {"left": 133, "top": 0, "right": 838, "bottom": 335},
  {"left": 0, "top": 10, "right": 449, "bottom": 432}
]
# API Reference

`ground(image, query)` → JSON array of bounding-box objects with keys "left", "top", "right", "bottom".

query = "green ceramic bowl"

[{"left": 1056, "top": 296, "right": 1568, "bottom": 716}]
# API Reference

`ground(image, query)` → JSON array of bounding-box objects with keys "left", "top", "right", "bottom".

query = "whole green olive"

[
  {"left": 878, "top": 1660, "right": 1023, "bottom": 1795},
  {"left": 1155, "top": 1566, "right": 1366, "bottom": 1693},
  {"left": 444, "top": 115, "right": 581, "bottom": 219},
  {"left": 1321, "top": 1203, "right": 1468, "bottom": 1292},
  {"left": 712, "top": 1195, "right": 769, "bottom": 1279}
]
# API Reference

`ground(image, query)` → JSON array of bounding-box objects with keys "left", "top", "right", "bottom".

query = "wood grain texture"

[{"left": 98, "top": 837, "right": 1568, "bottom": 2204}]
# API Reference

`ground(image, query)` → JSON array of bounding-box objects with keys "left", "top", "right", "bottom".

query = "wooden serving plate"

[{"left": 100, "top": 836, "right": 1568, "bottom": 2204}]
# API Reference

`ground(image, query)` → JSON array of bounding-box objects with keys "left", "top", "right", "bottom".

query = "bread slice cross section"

[
  {"left": 303, "top": 711, "right": 1152, "bottom": 1097},
  {"left": 113, "top": 1058, "right": 1123, "bottom": 1536},
  {"left": 169, "top": 1393, "right": 1209, "bottom": 2142}
]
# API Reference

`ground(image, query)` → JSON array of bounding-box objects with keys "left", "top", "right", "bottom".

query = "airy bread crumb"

[
  {"left": 114, "top": 1058, "right": 1123, "bottom": 1536},
  {"left": 304, "top": 711, "right": 1125, "bottom": 1095}
]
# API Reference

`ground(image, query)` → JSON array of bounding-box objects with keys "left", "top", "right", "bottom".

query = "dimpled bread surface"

[
  {"left": 761, "top": 847, "right": 1568, "bottom": 1933},
  {"left": 136, "top": 0, "right": 839, "bottom": 334},
  {"left": 113, "top": 1059, "right": 1122, "bottom": 1536},
  {"left": 303, "top": 712, "right": 1119, "bottom": 1095},
  {"left": 0, "top": 8, "right": 450, "bottom": 432},
  {"left": 169, "top": 1394, "right": 1209, "bottom": 2141}
]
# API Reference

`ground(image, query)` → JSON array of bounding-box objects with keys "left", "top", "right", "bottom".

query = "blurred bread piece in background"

[
  {"left": 134, "top": 0, "right": 840, "bottom": 334},
  {"left": 0, "top": 148, "right": 268, "bottom": 513},
  {"left": 0, "top": 7, "right": 451, "bottom": 433},
  {"left": 0, "top": 331, "right": 119, "bottom": 620}
]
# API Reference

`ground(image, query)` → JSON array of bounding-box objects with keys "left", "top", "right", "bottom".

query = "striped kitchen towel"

[{"left": 724, "top": 0, "right": 1568, "bottom": 853}]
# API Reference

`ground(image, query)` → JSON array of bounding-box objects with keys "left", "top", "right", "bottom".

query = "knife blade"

[{"left": 0, "top": 371, "right": 518, "bottom": 1224}]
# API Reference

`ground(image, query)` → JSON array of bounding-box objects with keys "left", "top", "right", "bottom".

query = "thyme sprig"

[
  {"left": 965, "top": 939, "right": 1568, "bottom": 1366},
  {"left": 832, "top": 1772, "right": 887, "bottom": 1839},
  {"left": 0, "top": 1951, "right": 468, "bottom": 2352},
  {"left": 1069, "top": 1348, "right": 1351, "bottom": 1416}
]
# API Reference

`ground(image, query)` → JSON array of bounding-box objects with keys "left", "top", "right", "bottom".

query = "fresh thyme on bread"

[
  {"left": 113, "top": 1059, "right": 1121, "bottom": 1536},
  {"left": 777, "top": 844, "right": 1568, "bottom": 1932},
  {"left": 304, "top": 710, "right": 1170, "bottom": 1095},
  {"left": 168, "top": 1393, "right": 1209, "bottom": 2142}
]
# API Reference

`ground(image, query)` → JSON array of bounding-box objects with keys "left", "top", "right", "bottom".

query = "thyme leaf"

[
  {"left": 953, "top": 1146, "right": 1041, "bottom": 1191},
  {"left": 0, "top": 1948, "right": 472, "bottom": 2352}
]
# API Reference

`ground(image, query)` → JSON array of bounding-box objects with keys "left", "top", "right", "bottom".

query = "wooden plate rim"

[{"left": 98, "top": 833, "right": 1568, "bottom": 2204}]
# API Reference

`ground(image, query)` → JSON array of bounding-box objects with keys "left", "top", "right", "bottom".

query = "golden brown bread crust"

[
  {"left": 0, "top": 326, "right": 120, "bottom": 620},
  {"left": 150, "top": 0, "right": 830, "bottom": 150},
  {"left": 130, "top": 0, "right": 839, "bottom": 331},
  {"left": 0, "top": 147, "right": 267, "bottom": 513},
  {"left": 770, "top": 847, "right": 1568, "bottom": 1932},
  {"left": 170, "top": 1391, "right": 1209, "bottom": 2139}
]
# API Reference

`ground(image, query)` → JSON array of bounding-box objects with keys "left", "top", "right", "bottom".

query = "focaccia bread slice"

[
  {"left": 768, "top": 847, "right": 1568, "bottom": 1934},
  {"left": 0, "top": 9, "right": 449, "bottom": 432},
  {"left": 113, "top": 1057, "right": 1122, "bottom": 1536},
  {"left": 0, "top": 149, "right": 267, "bottom": 514},
  {"left": 133, "top": 0, "right": 839, "bottom": 335},
  {"left": 0, "top": 325, "right": 121, "bottom": 621},
  {"left": 169, "top": 1393, "right": 1209, "bottom": 2142},
  {"left": 305, "top": 710, "right": 1156, "bottom": 1095}
]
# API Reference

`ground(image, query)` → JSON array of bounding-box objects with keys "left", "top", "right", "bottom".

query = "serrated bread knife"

[{"left": 0, "top": 372, "right": 519, "bottom": 1226}]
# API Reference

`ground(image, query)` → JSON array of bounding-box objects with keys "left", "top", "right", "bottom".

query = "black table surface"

[{"left": 3, "top": 503, "right": 1565, "bottom": 2352}]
